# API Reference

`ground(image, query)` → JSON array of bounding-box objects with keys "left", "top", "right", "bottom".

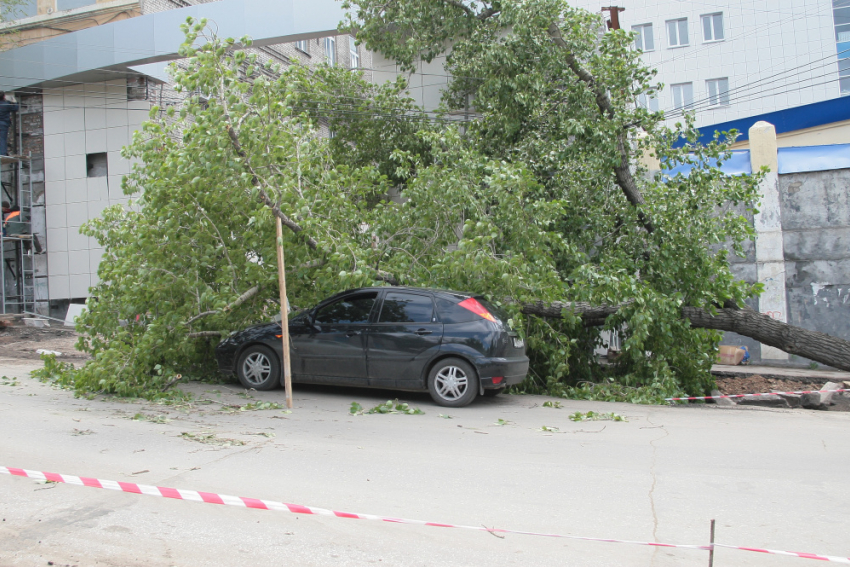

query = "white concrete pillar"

[{"left": 749, "top": 121, "right": 788, "bottom": 361}]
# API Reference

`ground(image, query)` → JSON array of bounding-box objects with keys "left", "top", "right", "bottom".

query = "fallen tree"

[
  {"left": 522, "top": 301, "right": 850, "bottom": 372},
  {"left": 51, "top": 9, "right": 850, "bottom": 401}
]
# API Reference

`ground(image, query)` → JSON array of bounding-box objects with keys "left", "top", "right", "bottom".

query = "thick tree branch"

[
  {"left": 522, "top": 300, "right": 850, "bottom": 372},
  {"left": 546, "top": 23, "right": 654, "bottom": 234},
  {"left": 376, "top": 270, "right": 399, "bottom": 286},
  {"left": 187, "top": 331, "right": 224, "bottom": 338},
  {"left": 185, "top": 285, "right": 260, "bottom": 326}
]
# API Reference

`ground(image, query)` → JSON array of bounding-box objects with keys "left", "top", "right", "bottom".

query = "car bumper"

[
  {"left": 474, "top": 356, "right": 529, "bottom": 389},
  {"left": 214, "top": 343, "right": 237, "bottom": 376}
]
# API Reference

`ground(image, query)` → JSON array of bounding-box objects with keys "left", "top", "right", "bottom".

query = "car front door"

[
  {"left": 366, "top": 291, "right": 444, "bottom": 388},
  {"left": 296, "top": 292, "right": 377, "bottom": 384}
]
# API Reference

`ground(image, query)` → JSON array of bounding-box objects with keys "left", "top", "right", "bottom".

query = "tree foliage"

[{"left": 62, "top": 2, "right": 763, "bottom": 401}]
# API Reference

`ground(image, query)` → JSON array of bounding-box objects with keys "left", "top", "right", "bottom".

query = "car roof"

[{"left": 329, "top": 286, "right": 477, "bottom": 302}]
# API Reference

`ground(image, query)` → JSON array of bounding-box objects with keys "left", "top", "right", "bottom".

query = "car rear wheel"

[
  {"left": 236, "top": 345, "right": 280, "bottom": 391},
  {"left": 427, "top": 358, "right": 478, "bottom": 407}
]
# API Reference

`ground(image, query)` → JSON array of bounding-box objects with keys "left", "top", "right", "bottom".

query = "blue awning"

[
  {"left": 663, "top": 150, "right": 752, "bottom": 178},
  {"left": 778, "top": 144, "right": 850, "bottom": 174}
]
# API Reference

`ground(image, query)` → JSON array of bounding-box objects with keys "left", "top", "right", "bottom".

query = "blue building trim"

[{"left": 674, "top": 96, "right": 850, "bottom": 148}]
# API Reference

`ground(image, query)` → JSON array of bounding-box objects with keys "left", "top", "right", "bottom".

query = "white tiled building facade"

[
  {"left": 569, "top": 0, "right": 846, "bottom": 127},
  {"left": 42, "top": 79, "right": 147, "bottom": 300},
  {"left": 3, "top": 0, "right": 368, "bottom": 312}
]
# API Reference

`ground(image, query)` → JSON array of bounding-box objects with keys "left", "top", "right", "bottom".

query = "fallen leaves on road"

[{"left": 181, "top": 431, "right": 246, "bottom": 447}]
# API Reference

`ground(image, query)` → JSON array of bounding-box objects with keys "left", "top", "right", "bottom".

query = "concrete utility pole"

[{"left": 602, "top": 6, "right": 625, "bottom": 30}]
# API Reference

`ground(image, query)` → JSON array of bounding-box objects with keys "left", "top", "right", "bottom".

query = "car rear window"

[
  {"left": 315, "top": 292, "right": 377, "bottom": 325},
  {"left": 378, "top": 292, "right": 434, "bottom": 323},
  {"left": 435, "top": 297, "right": 510, "bottom": 324},
  {"left": 435, "top": 297, "right": 479, "bottom": 324}
]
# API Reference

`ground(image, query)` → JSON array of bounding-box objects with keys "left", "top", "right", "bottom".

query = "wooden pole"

[
  {"left": 708, "top": 519, "right": 715, "bottom": 567},
  {"left": 275, "top": 217, "right": 293, "bottom": 409}
]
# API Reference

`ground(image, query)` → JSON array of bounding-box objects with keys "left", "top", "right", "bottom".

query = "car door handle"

[
  {"left": 346, "top": 330, "right": 361, "bottom": 337},
  {"left": 414, "top": 329, "right": 432, "bottom": 335}
]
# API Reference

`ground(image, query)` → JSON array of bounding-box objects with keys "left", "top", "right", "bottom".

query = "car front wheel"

[
  {"left": 427, "top": 358, "right": 478, "bottom": 407},
  {"left": 236, "top": 345, "right": 280, "bottom": 391}
]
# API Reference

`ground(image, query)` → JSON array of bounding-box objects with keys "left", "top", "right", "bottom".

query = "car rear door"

[
  {"left": 296, "top": 291, "right": 377, "bottom": 384},
  {"left": 366, "top": 291, "right": 443, "bottom": 389}
]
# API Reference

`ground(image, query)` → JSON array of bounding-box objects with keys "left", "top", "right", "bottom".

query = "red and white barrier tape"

[
  {"left": 4, "top": 466, "right": 850, "bottom": 563},
  {"left": 666, "top": 388, "right": 849, "bottom": 402},
  {"left": 715, "top": 544, "right": 850, "bottom": 564},
  {"left": 0, "top": 466, "right": 707, "bottom": 551}
]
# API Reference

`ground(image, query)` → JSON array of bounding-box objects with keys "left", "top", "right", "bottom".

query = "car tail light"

[
  {"left": 458, "top": 298, "right": 497, "bottom": 323},
  {"left": 492, "top": 377, "right": 504, "bottom": 385}
]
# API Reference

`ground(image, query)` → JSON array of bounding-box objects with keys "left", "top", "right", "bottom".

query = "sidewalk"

[{"left": 711, "top": 364, "right": 850, "bottom": 381}]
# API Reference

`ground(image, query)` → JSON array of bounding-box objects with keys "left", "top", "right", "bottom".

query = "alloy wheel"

[
  {"left": 241, "top": 352, "right": 271, "bottom": 386},
  {"left": 434, "top": 365, "right": 469, "bottom": 401}
]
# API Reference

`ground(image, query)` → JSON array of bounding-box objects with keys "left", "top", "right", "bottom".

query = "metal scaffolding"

[{"left": 1, "top": 153, "right": 34, "bottom": 315}]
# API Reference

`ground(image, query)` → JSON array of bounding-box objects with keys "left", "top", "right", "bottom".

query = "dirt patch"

[
  {"left": 715, "top": 375, "right": 817, "bottom": 396},
  {"left": 0, "top": 323, "right": 90, "bottom": 362},
  {"left": 715, "top": 375, "right": 850, "bottom": 412}
]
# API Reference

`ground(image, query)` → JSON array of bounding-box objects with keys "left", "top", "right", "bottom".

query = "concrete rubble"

[{"left": 711, "top": 390, "right": 736, "bottom": 407}]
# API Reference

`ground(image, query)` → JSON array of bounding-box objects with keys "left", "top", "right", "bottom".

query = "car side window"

[
  {"left": 378, "top": 292, "right": 434, "bottom": 324},
  {"left": 315, "top": 293, "right": 377, "bottom": 325}
]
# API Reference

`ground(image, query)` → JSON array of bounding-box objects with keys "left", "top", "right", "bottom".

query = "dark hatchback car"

[{"left": 215, "top": 287, "right": 529, "bottom": 407}]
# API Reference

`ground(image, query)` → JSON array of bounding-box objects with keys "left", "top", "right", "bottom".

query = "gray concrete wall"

[
  {"left": 719, "top": 166, "right": 850, "bottom": 366},
  {"left": 781, "top": 169, "right": 850, "bottom": 344},
  {"left": 716, "top": 121, "right": 850, "bottom": 366}
]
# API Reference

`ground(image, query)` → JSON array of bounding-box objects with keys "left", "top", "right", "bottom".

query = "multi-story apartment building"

[
  {"left": 571, "top": 0, "right": 849, "bottom": 143},
  {"left": 0, "top": 0, "right": 362, "bottom": 317}
]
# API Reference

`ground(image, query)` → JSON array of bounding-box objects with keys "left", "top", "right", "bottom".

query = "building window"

[
  {"left": 349, "top": 36, "right": 360, "bottom": 69},
  {"left": 833, "top": 0, "right": 850, "bottom": 94},
  {"left": 632, "top": 24, "right": 654, "bottom": 52},
  {"left": 637, "top": 92, "right": 659, "bottom": 112},
  {"left": 702, "top": 13, "right": 724, "bottom": 42},
  {"left": 671, "top": 83, "right": 694, "bottom": 110},
  {"left": 295, "top": 40, "right": 309, "bottom": 54},
  {"left": 706, "top": 78, "right": 730, "bottom": 106},
  {"left": 324, "top": 36, "right": 336, "bottom": 66},
  {"left": 666, "top": 18, "right": 689, "bottom": 48},
  {"left": 86, "top": 153, "right": 108, "bottom": 178},
  {"left": 840, "top": 59, "right": 850, "bottom": 94}
]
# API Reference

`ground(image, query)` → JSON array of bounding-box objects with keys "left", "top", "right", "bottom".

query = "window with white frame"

[
  {"left": 637, "top": 92, "right": 659, "bottom": 112},
  {"left": 666, "top": 18, "right": 689, "bottom": 47},
  {"left": 324, "top": 36, "right": 337, "bottom": 65},
  {"left": 295, "top": 39, "right": 309, "bottom": 54},
  {"left": 671, "top": 82, "right": 694, "bottom": 110},
  {"left": 349, "top": 36, "right": 360, "bottom": 69},
  {"left": 706, "top": 78, "right": 730, "bottom": 106},
  {"left": 632, "top": 23, "right": 654, "bottom": 51},
  {"left": 702, "top": 13, "right": 724, "bottom": 42}
]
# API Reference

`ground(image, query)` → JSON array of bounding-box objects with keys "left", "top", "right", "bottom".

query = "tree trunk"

[{"left": 521, "top": 301, "right": 850, "bottom": 372}]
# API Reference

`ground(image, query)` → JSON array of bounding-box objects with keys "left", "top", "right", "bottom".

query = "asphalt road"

[{"left": 1, "top": 357, "right": 848, "bottom": 567}]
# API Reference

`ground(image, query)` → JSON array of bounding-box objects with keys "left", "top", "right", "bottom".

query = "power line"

[{"left": 663, "top": 47, "right": 848, "bottom": 118}]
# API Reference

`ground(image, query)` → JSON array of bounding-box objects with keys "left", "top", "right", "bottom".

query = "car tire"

[
  {"left": 427, "top": 358, "right": 478, "bottom": 407},
  {"left": 236, "top": 345, "right": 280, "bottom": 391},
  {"left": 482, "top": 389, "right": 502, "bottom": 397}
]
